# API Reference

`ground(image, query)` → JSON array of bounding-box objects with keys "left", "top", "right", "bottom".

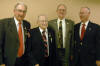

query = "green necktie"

[{"left": 58, "top": 21, "right": 63, "bottom": 48}]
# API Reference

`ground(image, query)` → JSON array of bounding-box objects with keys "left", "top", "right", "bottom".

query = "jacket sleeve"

[
  {"left": 29, "top": 30, "right": 39, "bottom": 65},
  {"left": 0, "top": 21, "right": 4, "bottom": 65},
  {"left": 96, "top": 25, "right": 100, "bottom": 60}
]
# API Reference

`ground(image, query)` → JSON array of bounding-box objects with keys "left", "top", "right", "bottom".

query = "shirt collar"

[
  {"left": 58, "top": 18, "right": 65, "bottom": 22},
  {"left": 14, "top": 17, "right": 23, "bottom": 25},
  {"left": 81, "top": 20, "right": 89, "bottom": 26},
  {"left": 39, "top": 27, "right": 48, "bottom": 34}
]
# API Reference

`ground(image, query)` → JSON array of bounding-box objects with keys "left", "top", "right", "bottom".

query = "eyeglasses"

[
  {"left": 16, "top": 9, "right": 27, "bottom": 13},
  {"left": 58, "top": 9, "right": 66, "bottom": 12},
  {"left": 39, "top": 20, "right": 48, "bottom": 22}
]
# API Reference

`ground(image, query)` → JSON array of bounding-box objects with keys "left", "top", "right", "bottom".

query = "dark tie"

[
  {"left": 18, "top": 22, "right": 24, "bottom": 57},
  {"left": 58, "top": 21, "right": 63, "bottom": 48},
  {"left": 80, "top": 24, "right": 85, "bottom": 40},
  {"left": 42, "top": 31, "right": 48, "bottom": 57}
]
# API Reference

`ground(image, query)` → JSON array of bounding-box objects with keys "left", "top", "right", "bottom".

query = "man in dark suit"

[
  {"left": 0, "top": 2, "right": 30, "bottom": 66},
  {"left": 48, "top": 4, "right": 74, "bottom": 66},
  {"left": 30, "top": 15, "right": 56, "bottom": 66},
  {"left": 74, "top": 7, "right": 100, "bottom": 66}
]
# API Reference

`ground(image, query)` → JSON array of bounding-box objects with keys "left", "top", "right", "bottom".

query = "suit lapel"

[
  {"left": 37, "top": 27, "right": 44, "bottom": 46},
  {"left": 64, "top": 19, "right": 71, "bottom": 48},
  {"left": 83, "top": 21, "right": 92, "bottom": 40},
  {"left": 77, "top": 23, "right": 81, "bottom": 41},
  {"left": 8, "top": 18, "right": 19, "bottom": 42},
  {"left": 65, "top": 19, "right": 70, "bottom": 39},
  {"left": 53, "top": 19, "right": 59, "bottom": 31},
  {"left": 53, "top": 19, "right": 60, "bottom": 47},
  {"left": 23, "top": 22, "right": 27, "bottom": 43}
]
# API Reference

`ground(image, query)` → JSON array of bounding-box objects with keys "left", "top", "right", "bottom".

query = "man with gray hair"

[
  {"left": 48, "top": 4, "right": 74, "bottom": 66},
  {"left": 30, "top": 15, "right": 56, "bottom": 66},
  {"left": 0, "top": 2, "right": 30, "bottom": 66},
  {"left": 74, "top": 7, "right": 100, "bottom": 66}
]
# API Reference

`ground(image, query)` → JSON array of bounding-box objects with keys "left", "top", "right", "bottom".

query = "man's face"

[
  {"left": 79, "top": 8, "right": 90, "bottom": 22},
  {"left": 38, "top": 16, "right": 48, "bottom": 30},
  {"left": 14, "top": 5, "right": 27, "bottom": 22},
  {"left": 56, "top": 5, "right": 66, "bottom": 20}
]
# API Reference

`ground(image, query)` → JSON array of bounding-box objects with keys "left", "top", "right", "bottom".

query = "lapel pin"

[
  {"left": 89, "top": 28, "right": 91, "bottom": 31},
  {"left": 54, "top": 22, "right": 57, "bottom": 23},
  {"left": 24, "top": 27, "right": 26, "bottom": 30},
  {"left": 67, "top": 23, "right": 69, "bottom": 24}
]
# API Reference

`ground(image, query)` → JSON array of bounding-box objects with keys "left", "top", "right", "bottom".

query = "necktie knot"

[
  {"left": 59, "top": 21, "right": 62, "bottom": 27},
  {"left": 42, "top": 30, "right": 45, "bottom": 34},
  {"left": 81, "top": 23, "right": 86, "bottom": 40},
  {"left": 19, "top": 22, "right": 22, "bottom": 25},
  {"left": 82, "top": 24, "right": 85, "bottom": 27}
]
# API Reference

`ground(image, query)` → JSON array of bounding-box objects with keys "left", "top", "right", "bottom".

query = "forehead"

[
  {"left": 80, "top": 8, "right": 89, "bottom": 12},
  {"left": 16, "top": 5, "right": 26, "bottom": 10},
  {"left": 58, "top": 5, "right": 66, "bottom": 9},
  {"left": 39, "top": 16, "right": 46, "bottom": 20}
]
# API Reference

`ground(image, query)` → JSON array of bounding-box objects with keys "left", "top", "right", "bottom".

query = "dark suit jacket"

[
  {"left": 0, "top": 18, "right": 30, "bottom": 66},
  {"left": 48, "top": 19, "right": 74, "bottom": 66},
  {"left": 74, "top": 21, "right": 100, "bottom": 66},
  {"left": 30, "top": 27, "right": 56, "bottom": 66}
]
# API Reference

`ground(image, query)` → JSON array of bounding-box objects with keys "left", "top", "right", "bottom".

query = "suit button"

[{"left": 80, "top": 42, "right": 82, "bottom": 46}]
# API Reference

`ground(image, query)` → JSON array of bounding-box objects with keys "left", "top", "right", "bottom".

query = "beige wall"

[{"left": 0, "top": 0, "right": 100, "bottom": 28}]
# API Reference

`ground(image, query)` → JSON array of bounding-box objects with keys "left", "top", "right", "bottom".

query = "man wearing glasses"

[{"left": 0, "top": 2, "right": 30, "bottom": 66}]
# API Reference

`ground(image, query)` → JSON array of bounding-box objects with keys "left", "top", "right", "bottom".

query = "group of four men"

[{"left": 0, "top": 2, "right": 100, "bottom": 66}]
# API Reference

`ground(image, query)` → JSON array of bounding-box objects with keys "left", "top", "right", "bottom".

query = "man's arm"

[
  {"left": 0, "top": 64, "right": 5, "bottom": 66},
  {"left": 96, "top": 25, "right": 100, "bottom": 66},
  {"left": 0, "top": 21, "right": 5, "bottom": 65},
  {"left": 70, "top": 21, "right": 75, "bottom": 61}
]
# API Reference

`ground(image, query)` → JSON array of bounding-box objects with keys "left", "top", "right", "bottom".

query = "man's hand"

[
  {"left": 35, "top": 64, "right": 39, "bottom": 66},
  {"left": 0, "top": 64, "right": 5, "bottom": 66},
  {"left": 96, "top": 60, "right": 100, "bottom": 66}
]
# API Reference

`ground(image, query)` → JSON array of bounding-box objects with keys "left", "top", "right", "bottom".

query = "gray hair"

[
  {"left": 57, "top": 4, "right": 67, "bottom": 11},
  {"left": 37, "top": 15, "right": 48, "bottom": 21},
  {"left": 14, "top": 2, "right": 27, "bottom": 10},
  {"left": 81, "top": 7, "right": 90, "bottom": 13}
]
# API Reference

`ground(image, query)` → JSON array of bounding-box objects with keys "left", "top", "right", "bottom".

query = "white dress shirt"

[
  {"left": 14, "top": 17, "right": 25, "bottom": 54},
  {"left": 57, "top": 18, "right": 66, "bottom": 48},
  {"left": 39, "top": 27, "right": 49, "bottom": 55},
  {"left": 79, "top": 20, "right": 89, "bottom": 37}
]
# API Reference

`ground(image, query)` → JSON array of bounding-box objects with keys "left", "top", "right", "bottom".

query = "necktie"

[
  {"left": 80, "top": 24, "right": 85, "bottom": 40},
  {"left": 58, "top": 21, "right": 63, "bottom": 48},
  {"left": 42, "top": 31, "right": 48, "bottom": 57},
  {"left": 18, "top": 22, "right": 24, "bottom": 57}
]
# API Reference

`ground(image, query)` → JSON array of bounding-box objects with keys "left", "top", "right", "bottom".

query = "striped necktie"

[
  {"left": 58, "top": 21, "right": 63, "bottom": 48},
  {"left": 42, "top": 31, "right": 48, "bottom": 57}
]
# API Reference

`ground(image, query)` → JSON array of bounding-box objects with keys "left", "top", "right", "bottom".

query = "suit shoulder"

[
  {"left": 0, "top": 18, "right": 12, "bottom": 23},
  {"left": 23, "top": 20, "right": 31, "bottom": 29},
  {"left": 75, "top": 23, "right": 80, "bottom": 26},
  {"left": 90, "top": 22, "right": 100, "bottom": 30},
  {"left": 48, "top": 19, "right": 57, "bottom": 27},
  {"left": 66, "top": 19, "right": 74, "bottom": 23},
  {"left": 74, "top": 23, "right": 80, "bottom": 29},
  {"left": 30, "top": 27, "right": 39, "bottom": 32},
  {"left": 23, "top": 20, "right": 30, "bottom": 25},
  {"left": 90, "top": 22, "right": 100, "bottom": 26},
  {"left": 49, "top": 19, "right": 57, "bottom": 23}
]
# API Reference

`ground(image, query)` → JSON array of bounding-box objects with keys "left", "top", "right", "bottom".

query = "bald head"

[
  {"left": 80, "top": 7, "right": 90, "bottom": 13},
  {"left": 37, "top": 15, "right": 48, "bottom": 30},
  {"left": 79, "top": 7, "right": 91, "bottom": 23}
]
